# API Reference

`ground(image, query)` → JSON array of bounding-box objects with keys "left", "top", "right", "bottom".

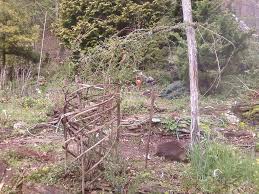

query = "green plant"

[
  {"left": 146, "top": 69, "right": 172, "bottom": 86},
  {"left": 174, "top": 0, "right": 251, "bottom": 89},
  {"left": 184, "top": 140, "right": 259, "bottom": 193},
  {"left": 0, "top": 95, "right": 52, "bottom": 129},
  {"left": 104, "top": 154, "right": 129, "bottom": 193},
  {"left": 0, "top": 0, "right": 40, "bottom": 76},
  {"left": 162, "top": 117, "right": 191, "bottom": 135},
  {"left": 55, "top": 0, "right": 176, "bottom": 50},
  {"left": 121, "top": 94, "right": 147, "bottom": 115},
  {"left": 127, "top": 172, "right": 151, "bottom": 194},
  {"left": 255, "top": 143, "right": 259, "bottom": 152},
  {"left": 27, "top": 164, "right": 65, "bottom": 185},
  {"left": 104, "top": 153, "right": 151, "bottom": 193},
  {"left": 162, "top": 118, "right": 178, "bottom": 134},
  {"left": 2, "top": 150, "right": 25, "bottom": 166},
  {"left": 21, "top": 96, "right": 51, "bottom": 110}
]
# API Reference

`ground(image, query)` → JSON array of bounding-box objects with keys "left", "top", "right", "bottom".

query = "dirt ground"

[{"left": 0, "top": 94, "right": 258, "bottom": 194}]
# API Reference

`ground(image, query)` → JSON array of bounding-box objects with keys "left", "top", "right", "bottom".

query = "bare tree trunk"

[
  {"left": 37, "top": 11, "right": 47, "bottom": 84},
  {"left": 181, "top": 0, "right": 200, "bottom": 146}
]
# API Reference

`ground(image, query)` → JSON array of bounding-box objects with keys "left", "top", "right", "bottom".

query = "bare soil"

[{"left": 0, "top": 96, "right": 257, "bottom": 194}]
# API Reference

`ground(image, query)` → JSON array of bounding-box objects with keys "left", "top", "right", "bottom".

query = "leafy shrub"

[
  {"left": 55, "top": 0, "right": 175, "bottom": 49},
  {"left": 21, "top": 96, "right": 51, "bottom": 109},
  {"left": 184, "top": 141, "right": 259, "bottom": 193},
  {"left": 146, "top": 69, "right": 173, "bottom": 85},
  {"left": 162, "top": 117, "right": 191, "bottom": 135}
]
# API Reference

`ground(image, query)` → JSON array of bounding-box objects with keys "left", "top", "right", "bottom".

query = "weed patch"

[
  {"left": 0, "top": 150, "right": 34, "bottom": 168},
  {"left": 0, "top": 95, "right": 53, "bottom": 129},
  {"left": 184, "top": 141, "right": 259, "bottom": 193},
  {"left": 104, "top": 154, "right": 151, "bottom": 193},
  {"left": 26, "top": 164, "right": 65, "bottom": 185},
  {"left": 121, "top": 94, "right": 148, "bottom": 115}
]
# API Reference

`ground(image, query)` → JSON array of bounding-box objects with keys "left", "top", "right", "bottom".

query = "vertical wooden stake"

[
  {"left": 116, "top": 86, "right": 121, "bottom": 143},
  {"left": 145, "top": 88, "right": 155, "bottom": 168},
  {"left": 63, "top": 121, "right": 68, "bottom": 174},
  {"left": 181, "top": 0, "right": 200, "bottom": 146},
  {"left": 55, "top": 0, "right": 59, "bottom": 18},
  {"left": 37, "top": 11, "right": 47, "bottom": 84},
  {"left": 81, "top": 135, "right": 85, "bottom": 194}
]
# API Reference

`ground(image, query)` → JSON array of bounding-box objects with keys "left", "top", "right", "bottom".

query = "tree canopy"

[
  {"left": 0, "top": 0, "right": 39, "bottom": 67},
  {"left": 55, "top": 0, "right": 250, "bottom": 89},
  {"left": 55, "top": 0, "right": 176, "bottom": 49}
]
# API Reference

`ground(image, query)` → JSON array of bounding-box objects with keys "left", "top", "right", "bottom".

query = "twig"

[{"left": 235, "top": 76, "right": 259, "bottom": 95}]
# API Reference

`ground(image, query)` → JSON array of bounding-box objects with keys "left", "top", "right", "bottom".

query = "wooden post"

[
  {"left": 37, "top": 11, "right": 47, "bottom": 84},
  {"left": 55, "top": 0, "right": 59, "bottom": 18},
  {"left": 81, "top": 135, "right": 85, "bottom": 194},
  {"left": 116, "top": 86, "right": 121, "bottom": 143},
  {"left": 181, "top": 0, "right": 200, "bottom": 146},
  {"left": 145, "top": 88, "right": 155, "bottom": 168}
]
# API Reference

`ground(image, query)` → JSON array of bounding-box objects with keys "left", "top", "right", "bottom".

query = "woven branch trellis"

[{"left": 61, "top": 84, "right": 121, "bottom": 193}]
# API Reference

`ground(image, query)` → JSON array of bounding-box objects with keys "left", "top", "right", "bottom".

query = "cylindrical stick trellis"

[{"left": 61, "top": 84, "right": 121, "bottom": 193}]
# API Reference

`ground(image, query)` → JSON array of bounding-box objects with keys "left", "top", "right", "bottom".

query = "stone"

[
  {"left": 152, "top": 118, "right": 161, "bottom": 123},
  {"left": 13, "top": 121, "right": 27, "bottom": 130},
  {"left": 159, "top": 81, "right": 186, "bottom": 99},
  {"left": 224, "top": 111, "right": 239, "bottom": 124}
]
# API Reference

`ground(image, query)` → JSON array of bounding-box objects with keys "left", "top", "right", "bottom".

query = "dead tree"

[{"left": 181, "top": 0, "right": 200, "bottom": 146}]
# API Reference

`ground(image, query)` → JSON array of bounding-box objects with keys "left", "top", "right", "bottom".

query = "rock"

[
  {"left": 13, "top": 121, "right": 27, "bottom": 130},
  {"left": 155, "top": 141, "right": 188, "bottom": 162},
  {"left": 22, "top": 182, "right": 67, "bottom": 194},
  {"left": 152, "top": 118, "right": 161, "bottom": 123},
  {"left": 159, "top": 81, "right": 186, "bottom": 99},
  {"left": 224, "top": 111, "right": 239, "bottom": 124}
]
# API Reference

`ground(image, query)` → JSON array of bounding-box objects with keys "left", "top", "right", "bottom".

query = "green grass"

[
  {"left": 31, "top": 142, "right": 62, "bottom": 153},
  {"left": 0, "top": 150, "right": 35, "bottom": 168},
  {"left": 26, "top": 163, "right": 65, "bottom": 185},
  {"left": 0, "top": 95, "right": 53, "bottom": 129},
  {"left": 156, "top": 96, "right": 189, "bottom": 112},
  {"left": 104, "top": 154, "right": 152, "bottom": 194},
  {"left": 121, "top": 92, "right": 148, "bottom": 115},
  {"left": 184, "top": 140, "right": 259, "bottom": 193}
]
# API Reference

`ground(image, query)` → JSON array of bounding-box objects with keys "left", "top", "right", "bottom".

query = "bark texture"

[{"left": 181, "top": 0, "right": 200, "bottom": 146}]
